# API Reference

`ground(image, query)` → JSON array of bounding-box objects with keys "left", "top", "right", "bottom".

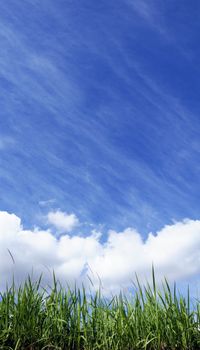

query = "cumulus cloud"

[
  {"left": 0, "top": 211, "right": 200, "bottom": 293},
  {"left": 47, "top": 210, "right": 79, "bottom": 232}
]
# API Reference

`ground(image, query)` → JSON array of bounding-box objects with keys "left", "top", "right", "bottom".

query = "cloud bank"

[{"left": 0, "top": 211, "right": 200, "bottom": 293}]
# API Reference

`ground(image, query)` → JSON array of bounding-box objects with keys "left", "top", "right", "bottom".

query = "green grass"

[{"left": 0, "top": 271, "right": 199, "bottom": 349}]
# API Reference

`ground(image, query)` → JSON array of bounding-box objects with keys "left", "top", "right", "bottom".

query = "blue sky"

[{"left": 0, "top": 1, "right": 200, "bottom": 292}]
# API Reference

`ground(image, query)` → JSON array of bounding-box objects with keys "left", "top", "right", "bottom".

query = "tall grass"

[{"left": 0, "top": 272, "right": 199, "bottom": 349}]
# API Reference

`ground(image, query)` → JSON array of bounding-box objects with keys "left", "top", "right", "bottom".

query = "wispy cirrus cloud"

[
  {"left": 0, "top": 136, "right": 15, "bottom": 150},
  {"left": 0, "top": 0, "right": 199, "bottom": 236},
  {"left": 126, "top": 0, "right": 168, "bottom": 36}
]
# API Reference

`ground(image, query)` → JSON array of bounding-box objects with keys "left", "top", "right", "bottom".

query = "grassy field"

[{"left": 0, "top": 272, "right": 199, "bottom": 349}]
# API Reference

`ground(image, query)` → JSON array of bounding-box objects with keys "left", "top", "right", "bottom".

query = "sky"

[{"left": 0, "top": 0, "right": 200, "bottom": 294}]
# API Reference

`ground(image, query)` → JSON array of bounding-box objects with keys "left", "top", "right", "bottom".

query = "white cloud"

[
  {"left": 0, "top": 211, "right": 200, "bottom": 293},
  {"left": 39, "top": 199, "right": 56, "bottom": 207},
  {"left": 47, "top": 210, "right": 79, "bottom": 232}
]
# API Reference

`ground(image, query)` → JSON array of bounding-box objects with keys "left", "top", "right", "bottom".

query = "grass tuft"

[{"left": 0, "top": 272, "right": 199, "bottom": 349}]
